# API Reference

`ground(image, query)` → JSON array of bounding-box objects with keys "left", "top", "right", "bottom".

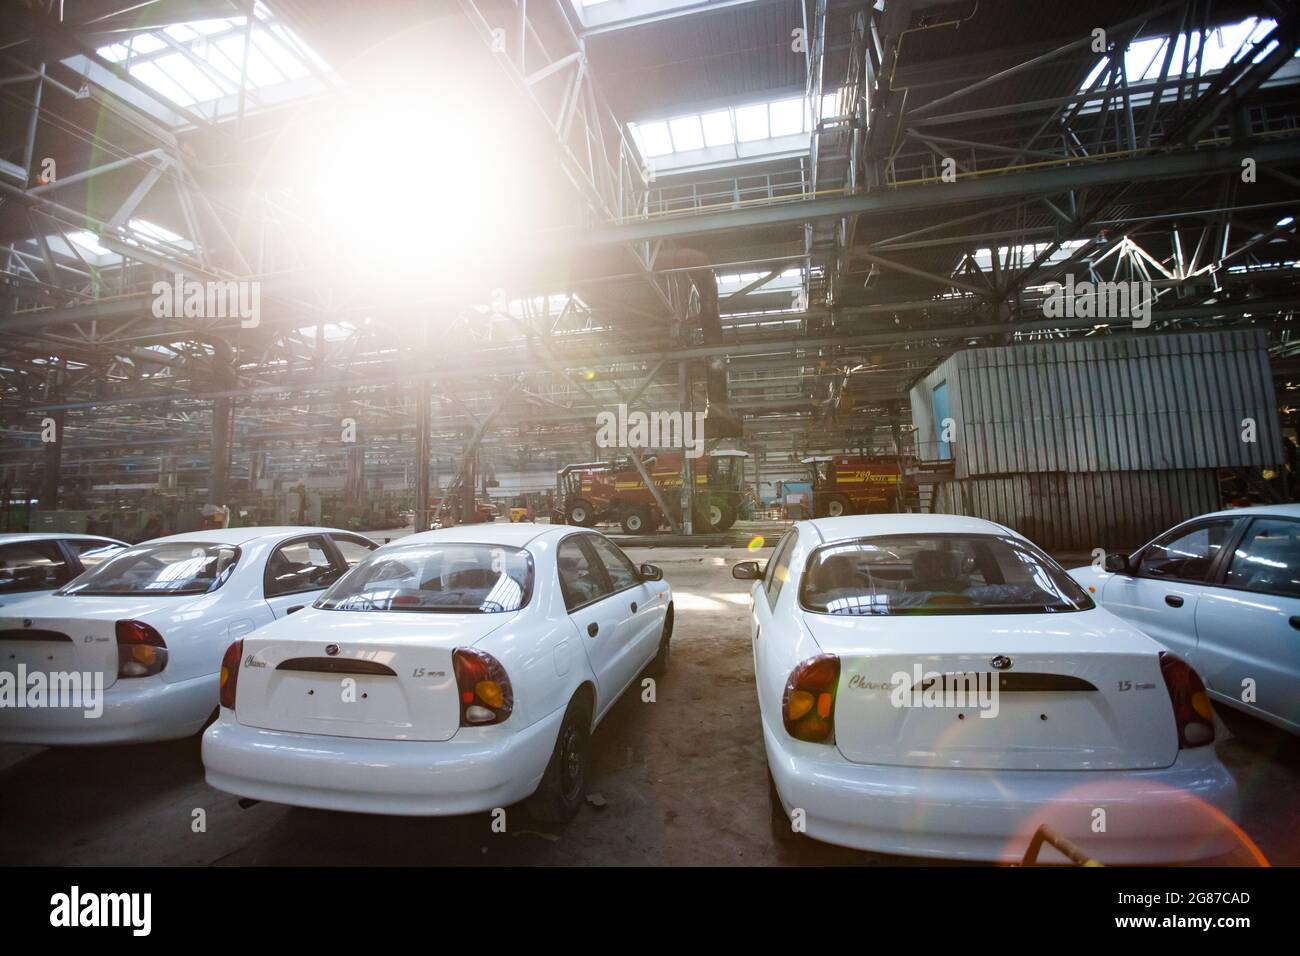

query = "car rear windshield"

[
  {"left": 799, "top": 533, "right": 1093, "bottom": 616},
  {"left": 315, "top": 542, "right": 532, "bottom": 613},
  {"left": 59, "top": 543, "right": 240, "bottom": 596}
]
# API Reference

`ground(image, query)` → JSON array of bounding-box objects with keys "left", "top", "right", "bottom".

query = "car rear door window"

[
  {"left": 1137, "top": 520, "right": 1236, "bottom": 583},
  {"left": 266, "top": 537, "right": 338, "bottom": 596},
  {"left": 67, "top": 539, "right": 126, "bottom": 571},
  {"left": 765, "top": 529, "right": 797, "bottom": 608},
  {"left": 330, "top": 535, "right": 377, "bottom": 568},
  {"left": 586, "top": 535, "right": 639, "bottom": 592},
  {"left": 558, "top": 536, "right": 612, "bottom": 611},
  {"left": 0, "top": 541, "right": 71, "bottom": 593},
  {"left": 1224, "top": 518, "right": 1300, "bottom": 597}
]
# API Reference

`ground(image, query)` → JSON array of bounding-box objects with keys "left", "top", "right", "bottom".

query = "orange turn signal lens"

[
  {"left": 787, "top": 689, "right": 815, "bottom": 721},
  {"left": 476, "top": 680, "right": 504, "bottom": 709}
]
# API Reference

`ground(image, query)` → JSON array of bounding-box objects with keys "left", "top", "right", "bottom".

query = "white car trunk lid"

[
  {"left": 0, "top": 597, "right": 170, "bottom": 690},
  {"left": 235, "top": 610, "right": 515, "bottom": 741},
  {"left": 805, "top": 611, "right": 1180, "bottom": 771}
]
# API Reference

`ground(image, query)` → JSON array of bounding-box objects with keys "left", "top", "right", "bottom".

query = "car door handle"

[
  {"left": 587, "top": 622, "right": 599, "bottom": 637},
  {"left": 630, "top": 601, "right": 638, "bottom": 613},
  {"left": 1165, "top": 595, "right": 1184, "bottom": 608},
  {"left": 1289, "top": 616, "right": 1300, "bottom": 631},
  {"left": 287, "top": 605, "right": 304, "bottom": 615}
]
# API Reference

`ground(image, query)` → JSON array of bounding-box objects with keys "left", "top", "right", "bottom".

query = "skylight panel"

[
  {"left": 270, "top": 25, "right": 329, "bottom": 73},
  {"left": 700, "top": 110, "right": 734, "bottom": 147},
  {"left": 67, "top": 231, "right": 112, "bottom": 257},
  {"left": 768, "top": 97, "right": 804, "bottom": 136},
  {"left": 214, "top": 35, "right": 284, "bottom": 86},
  {"left": 734, "top": 103, "right": 769, "bottom": 142},
  {"left": 89, "top": 5, "right": 330, "bottom": 122},
  {"left": 129, "top": 219, "right": 186, "bottom": 245},
  {"left": 669, "top": 115, "right": 704, "bottom": 151},
  {"left": 127, "top": 33, "right": 168, "bottom": 56},
  {"left": 128, "top": 60, "right": 199, "bottom": 106},
  {"left": 1078, "top": 16, "right": 1294, "bottom": 92},
  {"left": 636, "top": 121, "right": 674, "bottom": 156},
  {"left": 153, "top": 53, "right": 226, "bottom": 102}
]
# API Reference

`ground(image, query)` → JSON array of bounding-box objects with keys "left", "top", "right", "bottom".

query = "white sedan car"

[
  {"left": 0, "top": 533, "right": 128, "bottom": 611},
  {"left": 202, "top": 524, "right": 672, "bottom": 821},
  {"left": 0, "top": 527, "right": 377, "bottom": 745},
  {"left": 736, "top": 514, "right": 1238, "bottom": 863},
  {"left": 1071, "top": 504, "right": 1300, "bottom": 736}
]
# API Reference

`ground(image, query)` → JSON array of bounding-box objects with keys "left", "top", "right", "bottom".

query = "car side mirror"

[
  {"left": 1103, "top": 552, "right": 1132, "bottom": 574},
  {"left": 639, "top": 563, "right": 663, "bottom": 582},
  {"left": 732, "top": 560, "right": 763, "bottom": 580}
]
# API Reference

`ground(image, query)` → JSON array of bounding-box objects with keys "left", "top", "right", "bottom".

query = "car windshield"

[
  {"left": 799, "top": 533, "right": 1093, "bottom": 616},
  {"left": 315, "top": 542, "right": 532, "bottom": 613},
  {"left": 60, "top": 543, "right": 240, "bottom": 596}
]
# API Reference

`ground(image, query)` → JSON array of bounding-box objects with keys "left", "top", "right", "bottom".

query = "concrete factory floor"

[{"left": 1, "top": 540, "right": 1297, "bottom": 866}]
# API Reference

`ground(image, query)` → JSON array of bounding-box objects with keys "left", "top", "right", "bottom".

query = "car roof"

[
  {"left": 141, "top": 526, "right": 363, "bottom": 547},
  {"left": 395, "top": 522, "right": 575, "bottom": 549},
  {"left": 0, "top": 532, "right": 125, "bottom": 546},
  {"left": 801, "top": 513, "right": 1014, "bottom": 544},
  {"left": 1197, "top": 503, "right": 1300, "bottom": 521}
]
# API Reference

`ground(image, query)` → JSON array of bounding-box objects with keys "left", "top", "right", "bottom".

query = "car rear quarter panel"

[
  {"left": 473, "top": 535, "right": 599, "bottom": 731},
  {"left": 755, "top": 528, "right": 824, "bottom": 740}
]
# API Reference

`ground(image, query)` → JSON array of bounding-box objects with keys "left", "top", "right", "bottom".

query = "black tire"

[
  {"left": 647, "top": 604, "right": 673, "bottom": 677},
  {"left": 692, "top": 504, "right": 717, "bottom": 532},
  {"left": 527, "top": 694, "right": 592, "bottom": 823},
  {"left": 769, "top": 769, "right": 802, "bottom": 844},
  {"left": 620, "top": 505, "right": 651, "bottom": 535},
  {"left": 824, "top": 494, "right": 851, "bottom": 518},
  {"left": 713, "top": 501, "right": 737, "bottom": 531},
  {"left": 197, "top": 706, "right": 219, "bottom": 736},
  {"left": 566, "top": 498, "right": 597, "bottom": 528}
]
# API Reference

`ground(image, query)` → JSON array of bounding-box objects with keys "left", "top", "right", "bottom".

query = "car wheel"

[
  {"left": 648, "top": 604, "right": 673, "bottom": 676},
  {"left": 620, "top": 505, "right": 650, "bottom": 535},
  {"left": 527, "top": 694, "right": 592, "bottom": 823},
  {"left": 768, "top": 769, "right": 802, "bottom": 843}
]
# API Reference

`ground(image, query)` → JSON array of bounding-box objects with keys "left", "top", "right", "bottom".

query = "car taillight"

[
  {"left": 1159, "top": 651, "right": 1215, "bottom": 748},
  {"left": 453, "top": 648, "right": 513, "bottom": 725},
  {"left": 783, "top": 654, "right": 839, "bottom": 743},
  {"left": 115, "top": 620, "right": 168, "bottom": 678},
  {"left": 219, "top": 639, "right": 244, "bottom": 710}
]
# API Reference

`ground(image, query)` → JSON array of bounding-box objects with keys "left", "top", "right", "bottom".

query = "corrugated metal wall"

[
  {"left": 913, "top": 330, "right": 1282, "bottom": 479},
  {"left": 930, "top": 469, "right": 1222, "bottom": 552}
]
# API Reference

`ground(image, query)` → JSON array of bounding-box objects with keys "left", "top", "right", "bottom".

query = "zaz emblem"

[
  {"left": 325, "top": 644, "right": 340, "bottom": 656},
  {"left": 990, "top": 655, "right": 1013, "bottom": 670}
]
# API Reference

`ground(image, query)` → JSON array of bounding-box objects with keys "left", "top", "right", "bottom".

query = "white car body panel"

[
  {"left": 1071, "top": 503, "right": 1300, "bottom": 735},
  {"left": 0, "top": 527, "right": 373, "bottom": 745},
  {"left": 755, "top": 514, "right": 1238, "bottom": 863},
  {"left": 202, "top": 524, "right": 671, "bottom": 816}
]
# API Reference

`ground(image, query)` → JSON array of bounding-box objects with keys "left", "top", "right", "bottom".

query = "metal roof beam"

[{"left": 574, "top": 139, "right": 1300, "bottom": 246}]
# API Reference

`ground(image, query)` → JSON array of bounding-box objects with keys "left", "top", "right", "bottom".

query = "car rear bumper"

[
  {"left": 202, "top": 705, "right": 565, "bottom": 816},
  {"left": 0, "top": 673, "right": 215, "bottom": 745},
  {"left": 765, "top": 721, "right": 1241, "bottom": 863}
]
